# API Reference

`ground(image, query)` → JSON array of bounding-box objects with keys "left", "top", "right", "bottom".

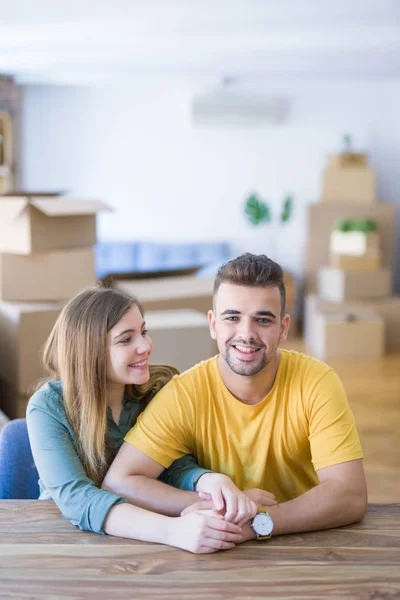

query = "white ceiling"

[{"left": 0, "top": 0, "right": 399, "bottom": 84}]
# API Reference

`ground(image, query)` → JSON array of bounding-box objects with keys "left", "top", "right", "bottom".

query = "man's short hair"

[{"left": 213, "top": 253, "right": 286, "bottom": 317}]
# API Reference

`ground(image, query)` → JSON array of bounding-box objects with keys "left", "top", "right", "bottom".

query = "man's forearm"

[
  {"left": 241, "top": 480, "right": 367, "bottom": 540},
  {"left": 102, "top": 475, "right": 198, "bottom": 517}
]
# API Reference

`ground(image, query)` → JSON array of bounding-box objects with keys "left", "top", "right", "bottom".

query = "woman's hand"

[
  {"left": 169, "top": 510, "right": 243, "bottom": 554},
  {"left": 181, "top": 488, "right": 278, "bottom": 520},
  {"left": 195, "top": 473, "right": 257, "bottom": 524}
]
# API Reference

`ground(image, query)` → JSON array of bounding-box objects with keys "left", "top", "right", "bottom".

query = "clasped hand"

[{"left": 185, "top": 473, "right": 277, "bottom": 526}]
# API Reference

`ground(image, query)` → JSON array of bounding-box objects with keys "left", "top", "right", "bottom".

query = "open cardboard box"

[{"left": 0, "top": 197, "right": 111, "bottom": 254}]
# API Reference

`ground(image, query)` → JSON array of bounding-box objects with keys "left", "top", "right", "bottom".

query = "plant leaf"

[
  {"left": 335, "top": 217, "right": 377, "bottom": 233},
  {"left": 281, "top": 195, "right": 293, "bottom": 223},
  {"left": 343, "top": 134, "right": 352, "bottom": 152},
  {"left": 244, "top": 194, "right": 271, "bottom": 226}
]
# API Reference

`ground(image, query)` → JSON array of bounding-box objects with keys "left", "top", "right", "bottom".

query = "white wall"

[{"left": 21, "top": 78, "right": 400, "bottom": 288}]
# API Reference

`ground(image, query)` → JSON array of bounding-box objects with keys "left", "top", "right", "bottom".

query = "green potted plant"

[
  {"left": 242, "top": 193, "right": 294, "bottom": 260},
  {"left": 330, "top": 134, "right": 367, "bottom": 169},
  {"left": 330, "top": 218, "right": 379, "bottom": 256}
]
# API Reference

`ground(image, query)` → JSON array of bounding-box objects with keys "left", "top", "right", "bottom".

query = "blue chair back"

[{"left": 0, "top": 418, "right": 40, "bottom": 499}]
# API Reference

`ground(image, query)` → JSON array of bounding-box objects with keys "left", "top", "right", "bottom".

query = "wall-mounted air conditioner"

[{"left": 191, "top": 83, "right": 289, "bottom": 127}]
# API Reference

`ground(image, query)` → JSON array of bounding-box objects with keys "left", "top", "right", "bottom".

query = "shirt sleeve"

[
  {"left": 26, "top": 395, "right": 127, "bottom": 534},
  {"left": 307, "top": 369, "right": 363, "bottom": 472},
  {"left": 124, "top": 378, "right": 194, "bottom": 468},
  {"left": 159, "top": 454, "right": 213, "bottom": 491}
]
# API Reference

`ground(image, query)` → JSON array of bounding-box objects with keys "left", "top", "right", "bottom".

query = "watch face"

[{"left": 253, "top": 513, "right": 274, "bottom": 536}]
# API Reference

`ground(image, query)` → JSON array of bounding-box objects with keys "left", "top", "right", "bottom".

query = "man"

[{"left": 104, "top": 253, "right": 367, "bottom": 541}]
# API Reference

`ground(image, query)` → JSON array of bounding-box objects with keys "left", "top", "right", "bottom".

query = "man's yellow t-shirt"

[{"left": 125, "top": 350, "right": 363, "bottom": 502}]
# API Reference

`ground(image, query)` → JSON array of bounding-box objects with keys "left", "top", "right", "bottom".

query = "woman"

[{"left": 27, "top": 286, "right": 255, "bottom": 553}]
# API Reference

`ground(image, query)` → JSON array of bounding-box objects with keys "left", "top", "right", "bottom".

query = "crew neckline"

[{"left": 213, "top": 349, "right": 287, "bottom": 408}]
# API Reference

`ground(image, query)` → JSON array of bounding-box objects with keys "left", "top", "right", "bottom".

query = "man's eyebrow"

[
  {"left": 220, "top": 309, "right": 277, "bottom": 319},
  {"left": 255, "top": 311, "right": 277, "bottom": 319}
]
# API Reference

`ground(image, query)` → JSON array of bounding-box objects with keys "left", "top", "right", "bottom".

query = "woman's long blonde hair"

[{"left": 42, "top": 286, "right": 176, "bottom": 486}]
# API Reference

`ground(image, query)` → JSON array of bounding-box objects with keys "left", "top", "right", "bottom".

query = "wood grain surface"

[{"left": 1, "top": 501, "right": 399, "bottom": 599}]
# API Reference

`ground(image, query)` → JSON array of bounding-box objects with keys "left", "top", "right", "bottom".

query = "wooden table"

[{"left": 1, "top": 502, "right": 399, "bottom": 599}]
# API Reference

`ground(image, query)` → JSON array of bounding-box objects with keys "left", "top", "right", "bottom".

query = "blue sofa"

[{"left": 95, "top": 241, "right": 232, "bottom": 280}]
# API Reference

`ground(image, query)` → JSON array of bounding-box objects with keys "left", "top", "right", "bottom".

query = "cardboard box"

[
  {"left": 330, "top": 231, "right": 380, "bottom": 256},
  {"left": 0, "top": 247, "right": 96, "bottom": 302},
  {"left": 328, "top": 153, "right": 368, "bottom": 169},
  {"left": 0, "top": 197, "right": 110, "bottom": 254},
  {"left": 305, "top": 202, "right": 396, "bottom": 293},
  {"left": 117, "top": 275, "right": 215, "bottom": 314},
  {"left": 0, "top": 379, "right": 28, "bottom": 420},
  {"left": 321, "top": 168, "right": 376, "bottom": 204},
  {"left": 318, "top": 267, "right": 391, "bottom": 302},
  {"left": 330, "top": 251, "right": 382, "bottom": 271},
  {"left": 146, "top": 309, "right": 216, "bottom": 372},
  {"left": 116, "top": 272, "right": 296, "bottom": 316},
  {"left": 305, "top": 294, "right": 400, "bottom": 352},
  {"left": 0, "top": 301, "right": 63, "bottom": 394},
  {"left": 311, "top": 311, "right": 384, "bottom": 359}
]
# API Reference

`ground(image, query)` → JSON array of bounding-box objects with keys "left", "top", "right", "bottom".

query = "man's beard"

[{"left": 221, "top": 341, "right": 269, "bottom": 377}]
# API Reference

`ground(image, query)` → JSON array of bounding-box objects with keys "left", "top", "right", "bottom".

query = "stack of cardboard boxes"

[
  {"left": 305, "top": 151, "right": 400, "bottom": 360},
  {"left": 0, "top": 195, "right": 108, "bottom": 418}
]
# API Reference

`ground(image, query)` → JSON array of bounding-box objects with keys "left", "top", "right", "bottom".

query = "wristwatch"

[{"left": 251, "top": 507, "right": 274, "bottom": 540}]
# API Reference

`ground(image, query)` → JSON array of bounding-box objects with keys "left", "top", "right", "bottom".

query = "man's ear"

[
  {"left": 279, "top": 313, "right": 291, "bottom": 343},
  {"left": 208, "top": 309, "right": 217, "bottom": 340}
]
